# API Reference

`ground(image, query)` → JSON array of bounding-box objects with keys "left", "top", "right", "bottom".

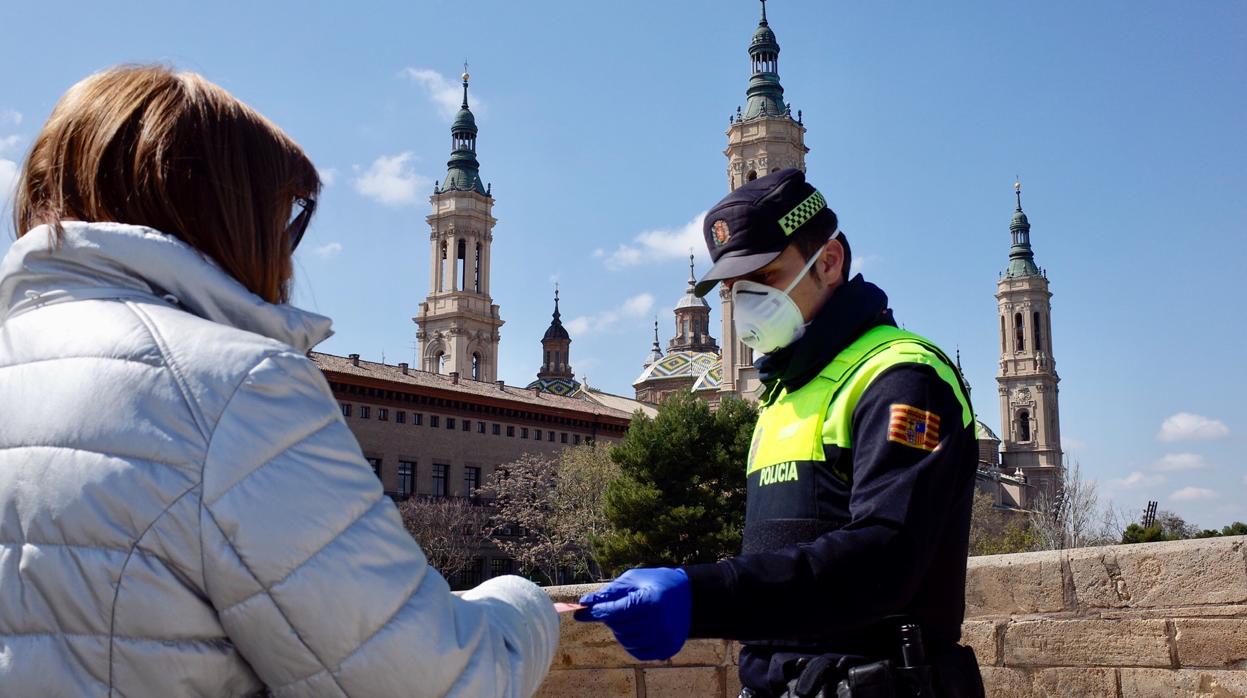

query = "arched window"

[
  {"left": 456, "top": 239, "right": 467, "bottom": 292},
  {"left": 1000, "top": 316, "right": 1006, "bottom": 353},
  {"left": 439, "top": 240, "right": 449, "bottom": 291},
  {"left": 474, "top": 242, "right": 482, "bottom": 292},
  {"left": 554, "top": 351, "right": 561, "bottom": 370},
  {"left": 1014, "top": 312, "right": 1025, "bottom": 352},
  {"left": 1018, "top": 410, "right": 1031, "bottom": 441},
  {"left": 747, "top": 170, "right": 757, "bottom": 182},
  {"left": 434, "top": 351, "right": 445, "bottom": 374},
  {"left": 1033, "top": 311, "right": 1043, "bottom": 352},
  {"left": 545, "top": 350, "right": 551, "bottom": 368},
  {"left": 471, "top": 352, "right": 481, "bottom": 381}
]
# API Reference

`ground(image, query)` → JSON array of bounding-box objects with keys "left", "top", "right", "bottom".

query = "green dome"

[
  {"left": 1011, "top": 209, "right": 1030, "bottom": 229},
  {"left": 451, "top": 106, "right": 477, "bottom": 135},
  {"left": 751, "top": 24, "right": 778, "bottom": 53}
]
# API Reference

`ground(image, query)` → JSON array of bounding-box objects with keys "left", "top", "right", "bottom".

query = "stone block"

[
  {"left": 1120, "top": 668, "right": 1247, "bottom": 697},
  {"left": 1032, "top": 668, "right": 1116, "bottom": 697},
  {"left": 962, "top": 620, "right": 1001, "bottom": 667},
  {"left": 669, "top": 639, "right": 728, "bottom": 666},
  {"left": 726, "top": 669, "right": 742, "bottom": 698},
  {"left": 965, "top": 549, "right": 1067, "bottom": 618},
  {"left": 1003, "top": 618, "right": 1171, "bottom": 668},
  {"left": 1069, "top": 537, "right": 1247, "bottom": 610},
  {"left": 1174, "top": 618, "right": 1247, "bottom": 668},
  {"left": 978, "top": 666, "right": 1032, "bottom": 697},
  {"left": 643, "top": 666, "right": 724, "bottom": 698},
  {"left": 1101, "top": 604, "right": 1247, "bottom": 620},
  {"left": 536, "top": 668, "right": 637, "bottom": 698}
]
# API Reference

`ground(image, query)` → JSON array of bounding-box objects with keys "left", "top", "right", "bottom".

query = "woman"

[{"left": 0, "top": 65, "right": 558, "bottom": 697}]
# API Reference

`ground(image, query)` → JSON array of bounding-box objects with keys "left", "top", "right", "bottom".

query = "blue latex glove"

[{"left": 573, "top": 567, "right": 692, "bottom": 661}]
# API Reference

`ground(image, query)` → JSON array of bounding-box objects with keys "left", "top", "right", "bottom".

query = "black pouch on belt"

[{"left": 835, "top": 660, "right": 896, "bottom": 698}]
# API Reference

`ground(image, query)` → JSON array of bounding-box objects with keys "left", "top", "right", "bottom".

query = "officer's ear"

[{"left": 819, "top": 237, "right": 847, "bottom": 288}]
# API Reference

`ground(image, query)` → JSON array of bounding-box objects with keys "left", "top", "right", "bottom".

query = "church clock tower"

[
  {"left": 720, "top": 0, "right": 809, "bottom": 398},
  {"left": 996, "top": 182, "right": 1064, "bottom": 497},
  {"left": 415, "top": 69, "right": 504, "bottom": 382}
]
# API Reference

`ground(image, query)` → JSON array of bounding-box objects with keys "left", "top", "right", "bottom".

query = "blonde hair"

[{"left": 13, "top": 64, "right": 319, "bottom": 303}]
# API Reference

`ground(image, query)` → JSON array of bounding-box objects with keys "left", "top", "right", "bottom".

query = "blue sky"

[{"left": 2, "top": 1, "right": 1244, "bottom": 530}]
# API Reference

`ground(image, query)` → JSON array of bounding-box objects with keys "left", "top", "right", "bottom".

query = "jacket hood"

[
  {"left": 0, "top": 221, "right": 332, "bottom": 353},
  {"left": 756, "top": 274, "right": 895, "bottom": 393}
]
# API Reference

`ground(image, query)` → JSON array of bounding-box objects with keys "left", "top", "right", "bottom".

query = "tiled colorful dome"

[
  {"left": 691, "top": 363, "right": 723, "bottom": 392},
  {"left": 527, "top": 377, "right": 582, "bottom": 397},
  {"left": 633, "top": 350, "right": 720, "bottom": 385}
]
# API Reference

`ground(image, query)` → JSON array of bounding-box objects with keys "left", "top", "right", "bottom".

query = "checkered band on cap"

[{"left": 778, "top": 190, "right": 827, "bottom": 235}]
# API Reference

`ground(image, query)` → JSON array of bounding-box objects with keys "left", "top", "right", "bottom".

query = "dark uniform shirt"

[{"left": 681, "top": 276, "right": 979, "bottom": 696}]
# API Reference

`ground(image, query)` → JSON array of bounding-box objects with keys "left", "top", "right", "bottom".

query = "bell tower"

[
  {"left": 720, "top": 0, "right": 809, "bottom": 398},
  {"left": 415, "top": 68, "right": 503, "bottom": 382},
  {"left": 996, "top": 182, "right": 1064, "bottom": 497}
]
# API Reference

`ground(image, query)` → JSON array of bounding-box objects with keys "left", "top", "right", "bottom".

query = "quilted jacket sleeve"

[{"left": 197, "top": 351, "right": 558, "bottom": 697}]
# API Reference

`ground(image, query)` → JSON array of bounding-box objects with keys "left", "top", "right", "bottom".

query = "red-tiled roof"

[{"left": 311, "top": 352, "right": 635, "bottom": 421}]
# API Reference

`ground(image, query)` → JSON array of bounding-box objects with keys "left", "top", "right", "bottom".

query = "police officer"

[{"left": 575, "top": 169, "right": 986, "bottom": 697}]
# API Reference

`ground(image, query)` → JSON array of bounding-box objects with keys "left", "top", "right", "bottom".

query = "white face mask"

[{"left": 731, "top": 249, "right": 823, "bottom": 355}]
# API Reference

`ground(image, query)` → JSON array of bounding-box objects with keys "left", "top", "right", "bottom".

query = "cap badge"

[{"left": 712, "top": 219, "right": 731, "bottom": 246}]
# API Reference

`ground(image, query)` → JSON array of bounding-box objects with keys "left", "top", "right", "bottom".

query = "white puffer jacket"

[{"left": 0, "top": 222, "right": 558, "bottom": 697}]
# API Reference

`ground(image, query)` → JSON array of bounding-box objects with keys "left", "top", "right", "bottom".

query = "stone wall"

[{"left": 539, "top": 536, "right": 1247, "bottom": 697}]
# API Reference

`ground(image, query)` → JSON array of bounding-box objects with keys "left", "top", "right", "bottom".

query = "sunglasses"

[{"left": 287, "top": 196, "right": 317, "bottom": 251}]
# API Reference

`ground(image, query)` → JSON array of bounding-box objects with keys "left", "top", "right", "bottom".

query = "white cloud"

[
  {"left": 596, "top": 212, "right": 708, "bottom": 271},
  {"left": 1151, "top": 453, "right": 1207, "bottom": 472},
  {"left": 0, "top": 158, "right": 18, "bottom": 211},
  {"left": 0, "top": 109, "right": 20, "bottom": 127},
  {"left": 565, "top": 293, "right": 655, "bottom": 336},
  {"left": 849, "top": 253, "right": 882, "bottom": 277},
  {"left": 352, "top": 152, "right": 431, "bottom": 207},
  {"left": 0, "top": 134, "right": 20, "bottom": 156},
  {"left": 1169, "top": 486, "right": 1217, "bottom": 502},
  {"left": 400, "top": 68, "right": 481, "bottom": 120},
  {"left": 1110, "top": 471, "right": 1165, "bottom": 489},
  {"left": 311, "top": 242, "right": 343, "bottom": 259},
  {"left": 1158, "top": 412, "right": 1230, "bottom": 442},
  {"left": 319, "top": 167, "right": 339, "bottom": 187}
]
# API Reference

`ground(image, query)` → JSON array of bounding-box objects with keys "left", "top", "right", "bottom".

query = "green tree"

[
  {"left": 481, "top": 444, "right": 620, "bottom": 585},
  {"left": 594, "top": 392, "right": 756, "bottom": 574},
  {"left": 1120, "top": 523, "right": 1168, "bottom": 544},
  {"left": 969, "top": 490, "right": 1039, "bottom": 556}
]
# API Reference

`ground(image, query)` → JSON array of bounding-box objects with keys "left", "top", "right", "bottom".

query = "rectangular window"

[
  {"left": 478, "top": 421, "right": 486, "bottom": 434},
  {"left": 561, "top": 432, "right": 568, "bottom": 444},
  {"left": 398, "top": 460, "right": 415, "bottom": 497},
  {"left": 464, "top": 466, "right": 481, "bottom": 497},
  {"left": 378, "top": 408, "right": 389, "bottom": 421},
  {"left": 521, "top": 428, "right": 529, "bottom": 439},
  {"left": 359, "top": 405, "right": 370, "bottom": 419},
  {"left": 507, "top": 425, "right": 515, "bottom": 437},
  {"left": 548, "top": 431, "right": 555, "bottom": 442},
  {"left": 534, "top": 429, "right": 541, "bottom": 441},
  {"left": 573, "top": 434, "right": 581, "bottom": 445},
  {"left": 413, "top": 413, "right": 423, "bottom": 426},
  {"left": 446, "top": 417, "right": 456, "bottom": 430},
  {"left": 432, "top": 463, "right": 448, "bottom": 497},
  {"left": 430, "top": 415, "right": 440, "bottom": 428},
  {"left": 490, "top": 557, "right": 513, "bottom": 578},
  {"left": 340, "top": 403, "right": 351, "bottom": 418},
  {"left": 365, "top": 457, "right": 382, "bottom": 481},
  {"left": 492, "top": 423, "right": 501, "bottom": 435},
  {"left": 396, "top": 410, "right": 406, "bottom": 424},
  {"left": 462, "top": 419, "right": 471, "bottom": 432}
]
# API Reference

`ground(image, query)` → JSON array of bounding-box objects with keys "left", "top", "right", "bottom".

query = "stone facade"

[
  {"left": 538, "top": 536, "right": 1247, "bottom": 697},
  {"left": 312, "top": 351, "right": 632, "bottom": 586}
]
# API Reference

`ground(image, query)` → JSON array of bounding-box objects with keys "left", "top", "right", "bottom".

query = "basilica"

[{"left": 314, "top": 0, "right": 1064, "bottom": 544}]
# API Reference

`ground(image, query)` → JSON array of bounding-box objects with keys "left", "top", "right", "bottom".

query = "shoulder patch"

[{"left": 887, "top": 403, "right": 940, "bottom": 452}]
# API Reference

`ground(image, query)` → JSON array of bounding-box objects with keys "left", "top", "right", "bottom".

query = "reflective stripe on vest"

[{"left": 746, "top": 325, "right": 974, "bottom": 475}]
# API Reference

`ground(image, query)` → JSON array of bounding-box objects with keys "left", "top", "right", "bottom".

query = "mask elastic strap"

[{"left": 781, "top": 227, "right": 841, "bottom": 295}]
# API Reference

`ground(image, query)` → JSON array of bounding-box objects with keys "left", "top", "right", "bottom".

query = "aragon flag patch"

[{"left": 887, "top": 404, "right": 941, "bottom": 452}]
